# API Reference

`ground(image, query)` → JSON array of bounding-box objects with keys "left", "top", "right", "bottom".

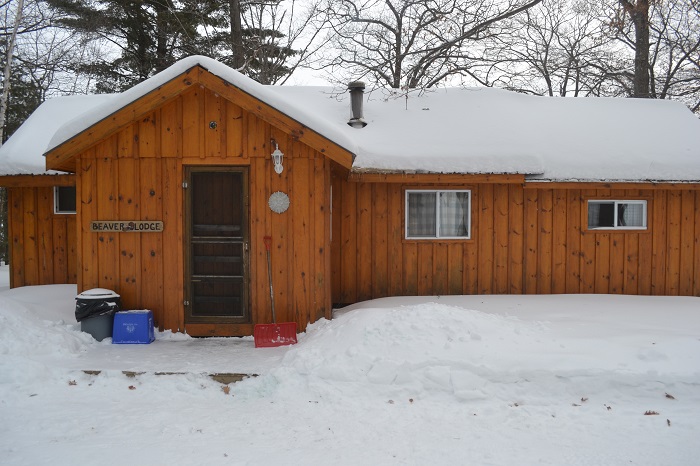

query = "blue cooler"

[{"left": 112, "top": 310, "right": 155, "bottom": 344}]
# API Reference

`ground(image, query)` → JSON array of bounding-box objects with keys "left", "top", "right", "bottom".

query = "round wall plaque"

[{"left": 268, "top": 191, "right": 290, "bottom": 214}]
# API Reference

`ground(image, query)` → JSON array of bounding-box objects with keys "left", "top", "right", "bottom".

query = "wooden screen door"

[{"left": 185, "top": 167, "right": 249, "bottom": 324}]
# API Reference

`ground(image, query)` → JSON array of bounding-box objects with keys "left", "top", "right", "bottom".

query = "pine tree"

[
  {"left": 240, "top": 23, "right": 297, "bottom": 84},
  {"left": 45, "top": 0, "right": 226, "bottom": 92},
  {"left": 214, "top": 0, "right": 298, "bottom": 84},
  {"left": 2, "top": 62, "right": 43, "bottom": 142}
]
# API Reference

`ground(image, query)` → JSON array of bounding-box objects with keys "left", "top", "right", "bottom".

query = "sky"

[{"left": 1, "top": 266, "right": 699, "bottom": 465}]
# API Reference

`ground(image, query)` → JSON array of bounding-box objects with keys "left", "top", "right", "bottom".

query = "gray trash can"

[{"left": 75, "top": 289, "right": 121, "bottom": 341}]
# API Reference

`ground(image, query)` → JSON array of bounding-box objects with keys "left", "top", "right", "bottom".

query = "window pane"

[
  {"left": 618, "top": 203, "right": 644, "bottom": 227},
  {"left": 407, "top": 192, "right": 436, "bottom": 237},
  {"left": 56, "top": 186, "right": 76, "bottom": 213},
  {"left": 588, "top": 202, "right": 614, "bottom": 228},
  {"left": 439, "top": 192, "right": 469, "bottom": 237}
]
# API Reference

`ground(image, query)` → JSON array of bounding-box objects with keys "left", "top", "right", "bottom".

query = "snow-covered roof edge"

[
  {"left": 524, "top": 177, "right": 700, "bottom": 184},
  {"left": 0, "top": 95, "right": 117, "bottom": 175}
]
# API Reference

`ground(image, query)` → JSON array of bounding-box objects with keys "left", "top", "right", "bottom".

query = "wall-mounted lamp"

[{"left": 271, "top": 142, "right": 284, "bottom": 174}]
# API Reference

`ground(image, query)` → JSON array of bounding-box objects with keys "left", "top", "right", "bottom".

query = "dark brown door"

[{"left": 185, "top": 168, "right": 248, "bottom": 324}]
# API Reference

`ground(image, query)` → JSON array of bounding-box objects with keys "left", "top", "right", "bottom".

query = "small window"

[
  {"left": 587, "top": 200, "right": 646, "bottom": 230},
  {"left": 54, "top": 186, "right": 76, "bottom": 214},
  {"left": 406, "top": 190, "right": 471, "bottom": 239}
]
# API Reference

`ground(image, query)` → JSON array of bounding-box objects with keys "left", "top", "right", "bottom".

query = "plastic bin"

[
  {"left": 75, "top": 288, "right": 121, "bottom": 341},
  {"left": 112, "top": 310, "right": 155, "bottom": 344}
]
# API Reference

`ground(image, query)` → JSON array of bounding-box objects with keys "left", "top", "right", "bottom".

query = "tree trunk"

[
  {"left": 621, "top": 0, "right": 650, "bottom": 98},
  {"left": 0, "top": 0, "right": 26, "bottom": 145},
  {"left": 0, "top": 188, "right": 7, "bottom": 264},
  {"left": 155, "top": 2, "right": 170, "bottom": 73},
  {"left": 230, "top": 0, "right": 244, "bottom": 69}
]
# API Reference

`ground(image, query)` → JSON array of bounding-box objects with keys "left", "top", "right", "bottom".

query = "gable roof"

[
  {"left": 43, "top": 61, "right": 356, "bottom": 172},
  {"left": 1, "top": 55, "right": 699, "bottom": 182}
]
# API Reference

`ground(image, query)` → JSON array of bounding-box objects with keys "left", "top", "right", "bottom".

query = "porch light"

[{"left": 271, "top": 143, "right": 284, "bottom": 174}]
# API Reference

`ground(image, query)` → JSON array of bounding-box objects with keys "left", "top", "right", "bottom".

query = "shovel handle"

[{"left": 263, "top": 235, "right": 276, "bottom": 323}]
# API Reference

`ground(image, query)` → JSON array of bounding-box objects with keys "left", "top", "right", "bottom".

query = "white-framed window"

[
  {"left": 54, "top": 186, "right": 76, "bottom": 214},
  {"left": 587, "top": 200, "right": 647, "bottom": 230},
  {"left": 405, "top": 190, "right": 471, "bottom": 239}
]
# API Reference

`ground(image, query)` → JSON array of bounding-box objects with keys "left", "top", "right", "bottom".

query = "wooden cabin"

[{"left": 0, "top": 56, "right": 698, "bottom": 337}]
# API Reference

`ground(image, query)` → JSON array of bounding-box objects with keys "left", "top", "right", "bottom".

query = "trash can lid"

[{"left": 76, "top": 288, "right": 121, "bottom": 300}]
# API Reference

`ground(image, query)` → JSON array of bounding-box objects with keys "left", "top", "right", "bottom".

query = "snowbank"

[
  {"left": 236, "top": 299, "right": 700, "bottom": 403},
  {"left": 0, "top": 277, "right": 699, "bottom": 465}
]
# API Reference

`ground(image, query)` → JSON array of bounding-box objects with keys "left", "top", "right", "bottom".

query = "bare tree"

[
  {"left": 220, "top": 0, "right": 331, "bottom": 84},
  {"left": 0, "top": 0, "right": 52, "bottom": 37},
  {"left": 321, "top": 0, "right": 544, "bottom": 89},
  {"left": 0, "top": 0, "right": 25, "bottom": 266},
  {"left": 647, "top": 0, "right": 700, "bottom": 111},
  {"left": 0, "top": 0, "right": 25, "bottom": 144},
  {"left": 606, "top": 0, "right": 700, "bottom": 109},
  {"left": 479, "top": 0, "right": 623, "bottom": 97},
  {"left": 468, "top": 0, "right": 699, "bottom": 112},
  {"left": 1, "top": 0, "right": 96, "bottom": 103},
  {"left": 610, "top": 0, "right": 652, "bottom": 97}
]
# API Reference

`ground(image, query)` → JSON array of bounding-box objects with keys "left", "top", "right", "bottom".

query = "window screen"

[
  {"left": 407, "top": 192, "right": 437, "bottom": 237},
  {"left": 406, "top": 190, "right": 470, "bottom": 239},
  {"left": 54, "top": 186, "right": 77, "bottom": 214},
  {"left": 588, "top": 200, "right": 646, "bottom": 230}
]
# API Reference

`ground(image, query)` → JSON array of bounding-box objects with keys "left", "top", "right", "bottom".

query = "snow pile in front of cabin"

[
  {"left": 235, "top": 301, "right": 700, "bottom": 406},
  {"left": 246, "top": 304, "right": 552, "bottom": 402},
  {"left": 1, "top": 277, "right": 699, "bottom": 465},
  {"left": 0, "top": 285, "right": 94, "bottom": 386}
]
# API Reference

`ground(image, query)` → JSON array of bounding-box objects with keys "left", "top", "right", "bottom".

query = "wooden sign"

[{"left": 90, "top": 221, "right": 164, "bottom": 232}]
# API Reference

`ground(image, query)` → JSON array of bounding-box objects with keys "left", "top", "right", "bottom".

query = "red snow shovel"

[{"left": 254, "top": 235, "right": 298, "bottom": 348}]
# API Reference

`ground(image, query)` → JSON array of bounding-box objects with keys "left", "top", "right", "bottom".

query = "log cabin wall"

[
  {"left": 330, "top": 178, "right": 700, "bottom": 303},
  {"left": 7, "top": 186, "right": 77, "bottom": 287},
  {"left": 75, "top": 86, "right": 332, "bottom": 335}
]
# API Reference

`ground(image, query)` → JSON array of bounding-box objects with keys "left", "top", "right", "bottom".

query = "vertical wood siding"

[
  {"left": 74, "top": 87, "right": 332, "bottom": 335},
  {"left": 331, "top": 180, "right": 700, "bottom": 302},
  {"left": 8, "top": 187, "right": 78, "bottom": 288}
]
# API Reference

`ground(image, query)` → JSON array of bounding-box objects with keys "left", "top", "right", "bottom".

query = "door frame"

[{"left": 183, "top": 166, "right": 250, "bottom": 325}]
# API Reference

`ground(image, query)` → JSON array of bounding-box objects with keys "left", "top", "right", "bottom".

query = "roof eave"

[
  {"left": 0, "top": 173, "right": 75, "bottom": 188},
  {"left": 347, "top": 170, "right": 528, "bottom": 184}
]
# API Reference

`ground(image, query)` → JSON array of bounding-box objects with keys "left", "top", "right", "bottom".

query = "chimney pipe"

[{"left": 347, "top": 81, "right": 367, "bottom": 128}]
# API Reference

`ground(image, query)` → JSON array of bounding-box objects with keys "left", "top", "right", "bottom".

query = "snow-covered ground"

[{"left": 0, "top": 265, "right": 699, "bottom": 465}]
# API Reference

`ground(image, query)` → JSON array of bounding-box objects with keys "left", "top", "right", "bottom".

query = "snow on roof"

[
  {"left": 0, "top": 94, "right": 117, "bottom": 175},
  {"left": 349, "top": 87, "right": 700, "bottom": 182},
  {"left": 1, "top": 55, "right": 699, "bottom": 182},
  {"left": 268, "top": 85, "right": 700, "bottom": 181}
]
